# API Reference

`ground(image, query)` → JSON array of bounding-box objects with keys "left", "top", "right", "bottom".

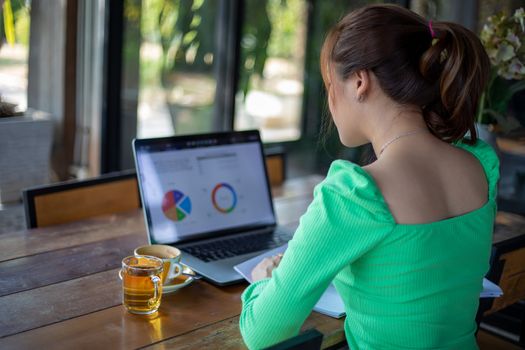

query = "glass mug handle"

[
  {"left": 118, "top": 269, "right": 161, "bottom": 307},
  {"left": 148, "top": 275, "right": 161, "bottom": 307},
  {"left": 168, "top": 262, "right": 183, "bottom": 280}
]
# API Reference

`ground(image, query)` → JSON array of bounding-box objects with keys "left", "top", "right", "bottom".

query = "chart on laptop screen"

[{"left": 137, "top": 141, "right": 275, "bottom": 244}]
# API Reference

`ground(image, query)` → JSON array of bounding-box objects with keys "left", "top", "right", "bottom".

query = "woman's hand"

[{"left": 251, "top": 253, "right": 283, "bottom": 282}]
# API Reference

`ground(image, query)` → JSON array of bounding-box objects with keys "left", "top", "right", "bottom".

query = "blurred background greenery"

[{"left": 1, "top": 0, "right": 525, "bottom": 176}]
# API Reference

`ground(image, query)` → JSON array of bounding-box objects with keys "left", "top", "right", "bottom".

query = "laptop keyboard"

[{"left": 180, "top": 229, "right": 291, "bottom": 262}]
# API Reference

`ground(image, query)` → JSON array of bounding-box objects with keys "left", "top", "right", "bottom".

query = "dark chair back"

[
  {"left": 264, "top": 329, "right": 324, "bottom": 350},
  {"left": 23, "top": 170, "right": 140, "bottom": 228},
  {"left": 485, "top": 234, "right": 525, "bottom": 314},
  {"left": 265, "top": 148, "right": 286, "bottom": 187}
]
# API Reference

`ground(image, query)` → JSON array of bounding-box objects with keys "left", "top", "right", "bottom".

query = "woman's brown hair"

[{"left": 321, "top": 4, "right": 490, "bottom": 144}]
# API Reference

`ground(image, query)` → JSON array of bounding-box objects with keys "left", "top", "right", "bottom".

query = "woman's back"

[
  {"left": 240, "top": 140, "right": 499, "bottom": 349},
  {"left": 336, "top": 140, "right": 499, "bottom": 349},
  {"left": 365, "top": 134, "right": 489, "bottom": 225}
]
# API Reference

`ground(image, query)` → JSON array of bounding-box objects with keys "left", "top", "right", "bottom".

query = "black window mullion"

[
  {"left": 101, "top": 0, "right": 124, "bottom": 173},
  {"left": 301, "top": 0, "right": 320, "bottom": 139},
  {"left": 213, "top": 0, "right": 243, "bottom": 132}
]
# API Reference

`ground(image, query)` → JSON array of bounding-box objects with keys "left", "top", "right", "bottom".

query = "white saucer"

[{"left": 162, "top": 264, "right": 197, "bottom": 294}]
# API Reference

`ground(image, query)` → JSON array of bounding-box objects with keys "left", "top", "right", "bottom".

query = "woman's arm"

[{"left": 239, "top": 175, "right": 394, "bottom": 349}]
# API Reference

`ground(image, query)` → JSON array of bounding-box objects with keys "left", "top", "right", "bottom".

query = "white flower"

[
  {"left": 481, "top": 24, "right": 494, "bottom": 43},
  {"left": 515, "top": 8, "right": 525, "bottom": 31},
  {"left": 506, "top": 30, "right": 521, "bottom": 49},
  {"left": 481, "top": 8, "right": 525, "bottom": 80},
  {"left": 508, "top": 58, "right": 525, "bottom": 79},
  {"left": 495, "top": 43, "right": 516, "bottom": 62},
  {"left": 487, "top": 47, "right": 499, "bottom": 65}
]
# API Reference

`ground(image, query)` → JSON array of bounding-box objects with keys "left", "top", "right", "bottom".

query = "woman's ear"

[{"left": 353, "top": 69, "right": 370, "bottom": 101}]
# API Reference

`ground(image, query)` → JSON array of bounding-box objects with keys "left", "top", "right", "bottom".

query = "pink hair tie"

[{"left": 428, "top": 20, "right": 436, "bottom": 38}]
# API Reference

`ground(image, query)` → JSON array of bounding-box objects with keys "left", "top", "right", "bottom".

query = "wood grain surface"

[
  {"left": 0, "top": 281, "right": 246, "bottom": 349},
  {"left": 144, "top": 312, "right": 345, "bottom": 350},
  {"left": 0, "top": 211, "right": 145, "bottom": 262},
  {"left": 0, "top": 234, "right": 144, "bottom": 297},
  {"left": 494, "top": 212, "right": 525, "bottom": 244}
]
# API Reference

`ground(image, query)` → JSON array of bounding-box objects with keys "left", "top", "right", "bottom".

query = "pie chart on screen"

[{"left": 162, "top": 190, "right": 192, "bottom": 221}]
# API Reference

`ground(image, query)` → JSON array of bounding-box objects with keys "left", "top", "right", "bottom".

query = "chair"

[
  {"left": 477, "top": 233, "right": 525, "bottom": 346},
  {"left": 265, "top": 148, "right": 286, "bottom": 187},
  {"left": 264, "top": 329, "right": 324, "bottom": 350},
  {"left": 23, "top": 169, "right": 140, "bottom": 228}
]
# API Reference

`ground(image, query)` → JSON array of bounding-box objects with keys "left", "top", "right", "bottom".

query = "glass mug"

[{"left": 119, "top": 255, "right": 163, "bottom": 315}]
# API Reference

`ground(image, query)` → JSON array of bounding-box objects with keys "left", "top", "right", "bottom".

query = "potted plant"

[
  {"left": 478, "top": 8, "right": 525, "bottom": 140},
  {"left": 0, "top": 97, "right": 54, "bottom": 203}
]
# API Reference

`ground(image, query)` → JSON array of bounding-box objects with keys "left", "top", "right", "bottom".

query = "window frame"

[{"left": 102, "top": 0, "right": 413, "bottom": 174}]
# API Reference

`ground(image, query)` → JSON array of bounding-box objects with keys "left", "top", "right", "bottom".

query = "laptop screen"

[{"left": 134, "top": 131, "right": 276, "bottom": 244}]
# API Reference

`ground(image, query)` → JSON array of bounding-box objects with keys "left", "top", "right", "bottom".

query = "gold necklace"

[{"left": 378, "top": 129, "right": 428, "bottom": 157}]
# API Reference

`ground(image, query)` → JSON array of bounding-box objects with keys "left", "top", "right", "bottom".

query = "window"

[
  {"left": 234, "top": 0, "right": 308, "bottom": 142},
  {"left": 136, "top": 0, "right": 219, "bottom": 138},
  {"left": 113, "top": 0, "right": 393, "bottom": 173},
  {"left": 0, "top": 0, "right": 31, "bottom": 112},
  {"left": 126, "top": 0, "right": 309, "bottom": 142}
]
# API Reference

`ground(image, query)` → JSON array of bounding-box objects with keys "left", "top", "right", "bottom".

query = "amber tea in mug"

[{"left": 119, "top": 255, "right": 163, "bottom": 315}]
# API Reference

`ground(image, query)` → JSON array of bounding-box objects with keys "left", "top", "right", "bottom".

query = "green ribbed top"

[{"left": 240, "top": 140, "right": 499, "bottom": 350}]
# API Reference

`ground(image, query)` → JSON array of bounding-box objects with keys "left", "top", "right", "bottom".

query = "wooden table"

[{"left": 1, "top": 175, "right": 524, "bottom": 349}]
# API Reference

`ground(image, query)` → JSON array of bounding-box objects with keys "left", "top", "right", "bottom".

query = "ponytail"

[{"left": 419, "top": 22, "right": 490, "bottom": 144}]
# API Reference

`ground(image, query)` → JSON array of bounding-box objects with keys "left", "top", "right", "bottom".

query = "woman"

[{"left": 240, "top": 4, "right": 499, "bottom": 350}]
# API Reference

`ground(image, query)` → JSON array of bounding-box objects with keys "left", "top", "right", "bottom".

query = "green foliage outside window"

[
  {"left": 139, "top": 0, "right": 305, "bottom": 94},
  {"left": 0, "top": 0, "right": 30, "bottom": 48}
]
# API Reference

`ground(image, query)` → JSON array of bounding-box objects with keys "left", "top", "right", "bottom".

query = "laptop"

[{"left": 132, "top": 130, "right": 293, "bottom": 285}]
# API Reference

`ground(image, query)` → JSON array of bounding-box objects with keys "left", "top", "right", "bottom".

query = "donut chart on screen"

[
  {"left": 211, "top": 183, "right": 237, "bottom": 213},
  {"left": 162, "top": 190, "right": 192, "bottom": 221}
]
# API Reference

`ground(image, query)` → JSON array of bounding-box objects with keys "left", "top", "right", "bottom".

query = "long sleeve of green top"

[{"left": 239, "top": 140, "right": 499, "bottom": 350}]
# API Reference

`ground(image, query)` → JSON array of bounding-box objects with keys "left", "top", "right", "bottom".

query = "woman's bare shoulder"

[{"left": 360, "top": 142, "right": 488, "bottom": 224}]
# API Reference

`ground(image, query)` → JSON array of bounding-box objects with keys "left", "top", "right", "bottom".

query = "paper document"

[
  {"left": 481, "top": 278, "right": 503, "bottom": 298},
  {"left": 234, "top": 244, "right": 503, "bottom": 318},
  {"left": 234, "top": 244, "right": 345, "bottom": 318}
]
